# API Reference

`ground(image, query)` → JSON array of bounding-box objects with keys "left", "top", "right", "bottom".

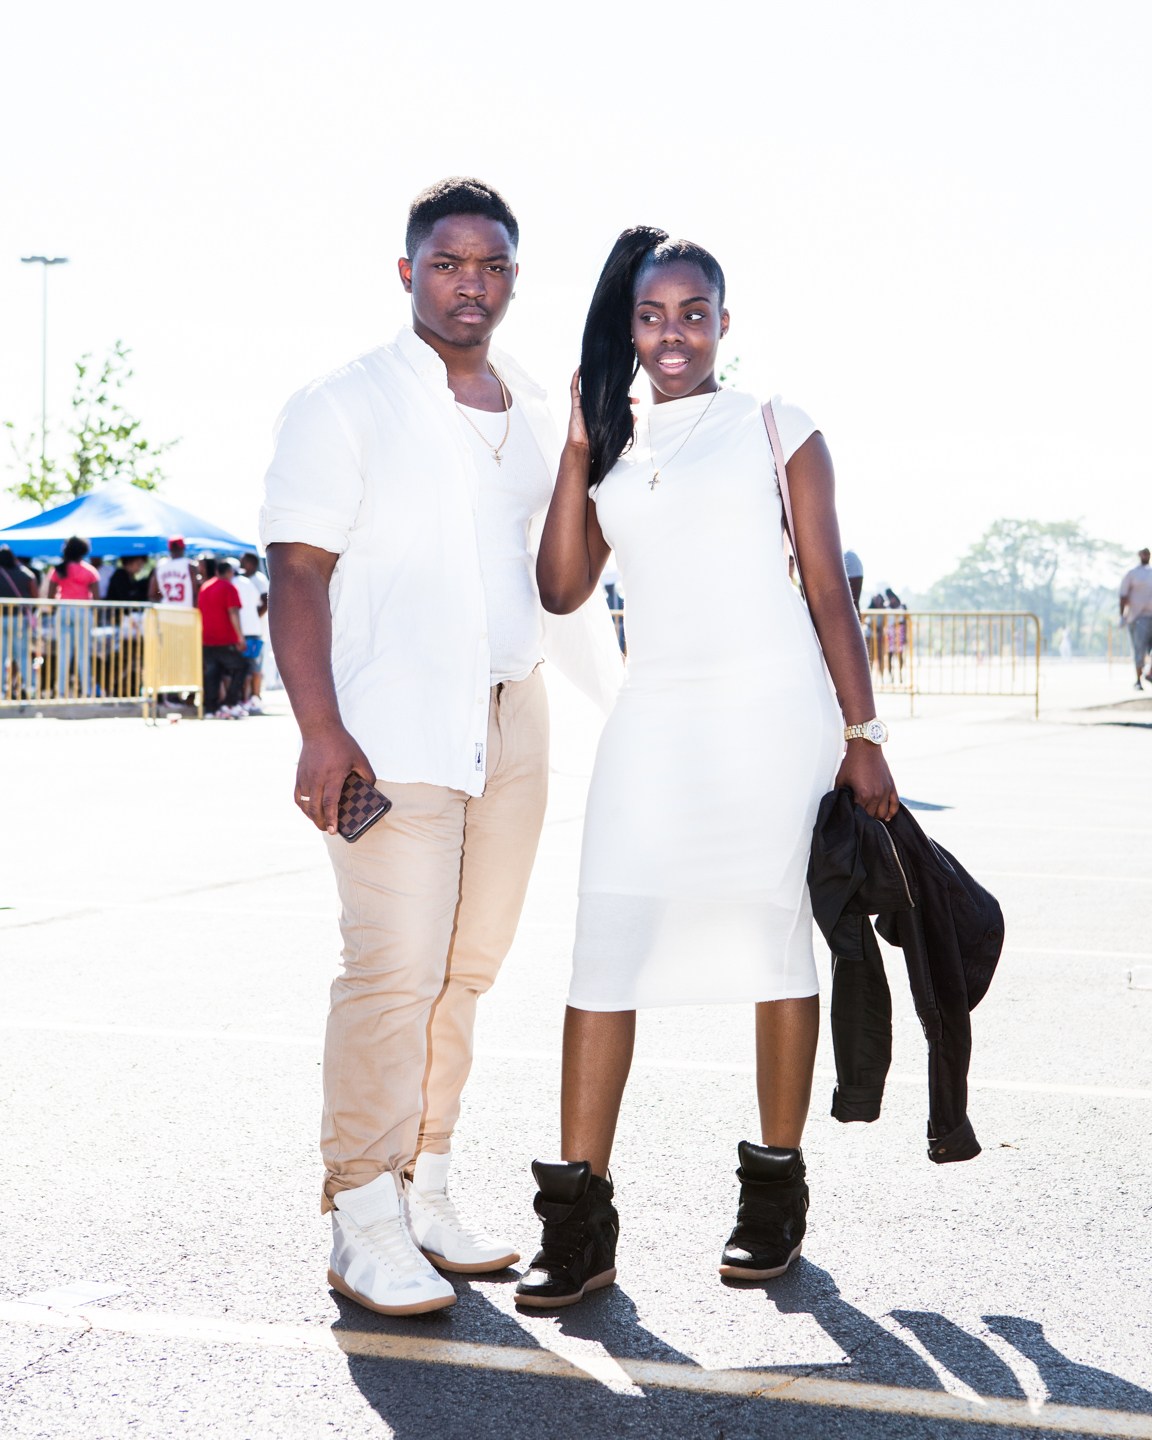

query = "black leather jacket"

[{"left": 808, "top": 788, "right": 1004, "bottom": 1164}]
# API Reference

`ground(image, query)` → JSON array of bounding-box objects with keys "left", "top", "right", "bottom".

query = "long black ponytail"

[
  {"left": 581, "top": 226, "right": 728, "bottom": 488},
  {"left": 580, "top": 226, "right": 667, "bottom": 488}
]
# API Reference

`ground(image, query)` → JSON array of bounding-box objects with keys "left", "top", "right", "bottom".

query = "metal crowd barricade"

[
  {"left": 141, "top": 605, "right": 204, "bottom": 720},
  {"left": 0, "top": 599, "right": 203, "bottom": 720},
  {"left": 862, "top": 609, "right": 1042, "bottom": 717}
]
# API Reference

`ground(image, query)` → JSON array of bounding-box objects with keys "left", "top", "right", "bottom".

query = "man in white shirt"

[
  {"left": 1120, "top": 547, "right": 1152, "bottom": 688},
  {"left": 262, "top": 178, "right": 619, "bottom": 1319},
  {"left": 236, "top": 553, "right": 269, "bottom": 710}
]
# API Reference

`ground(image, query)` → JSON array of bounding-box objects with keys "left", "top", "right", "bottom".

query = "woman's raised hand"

[{"left": 566, "top": 369, "right": 589, "bottom": 450}]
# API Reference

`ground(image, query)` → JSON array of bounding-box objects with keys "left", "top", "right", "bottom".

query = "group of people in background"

[
  {"left": 0, "top": 533, "right": 269, "bottom": 712},
  {"left": 864, "top": 587, "right": 909, "bottom": 682}
]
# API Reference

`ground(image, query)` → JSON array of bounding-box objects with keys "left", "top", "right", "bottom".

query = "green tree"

[
  {"left": 4, "top": 340, "right": 179, "bottom": 510},
  {"left": 926, "top": 518, "right": 1126, "bottom": 654}
]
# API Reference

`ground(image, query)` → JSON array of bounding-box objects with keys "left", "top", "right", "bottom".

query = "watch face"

[{"left": 867, "top": 719, "right": 888, "bottom": 744}]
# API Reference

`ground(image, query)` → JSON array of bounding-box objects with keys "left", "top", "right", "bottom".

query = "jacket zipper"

[{"left": 878, "top": 823, "right": 914, "bottom": 909}]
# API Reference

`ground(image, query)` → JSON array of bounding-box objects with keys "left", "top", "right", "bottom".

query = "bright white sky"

[{"left": 1, "top": 0, "right": 1148, "bottom": 592}]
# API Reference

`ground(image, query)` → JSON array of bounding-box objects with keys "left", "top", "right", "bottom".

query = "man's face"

[
  {"left": 1140, "top": 550, "right": 1150, "bottom": 566},
  {"left": 240, "top": 557, "right": 257, "bottom": 576},
  {"left": 398, "top": 214, "right": 518, "bottom": 352}
]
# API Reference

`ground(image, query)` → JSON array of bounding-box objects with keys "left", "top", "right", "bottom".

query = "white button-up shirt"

[{"left": 260, "top": 326, "right": 620, "bottom": 796}]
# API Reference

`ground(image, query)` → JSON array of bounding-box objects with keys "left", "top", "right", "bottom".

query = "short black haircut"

[{"left": 405, "top": 176, "right": 519, "bottom": 259}]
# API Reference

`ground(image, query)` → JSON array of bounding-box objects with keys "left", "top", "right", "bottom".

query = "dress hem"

[{"left": 565, "top": 984, "right": 820, "bottom": 1013}]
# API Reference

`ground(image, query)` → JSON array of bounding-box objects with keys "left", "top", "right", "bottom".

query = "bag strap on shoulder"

[{"left": 761, "top": 398, "right": 799, "bottom": 583}]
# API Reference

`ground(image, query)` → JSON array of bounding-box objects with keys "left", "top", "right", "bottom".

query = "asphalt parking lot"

[{"left": 1, "top": 660, "right": 1149, "bottom": 1439}]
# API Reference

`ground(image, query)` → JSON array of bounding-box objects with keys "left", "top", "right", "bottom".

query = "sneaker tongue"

[
  {"left": 737, "top": 1141, "right": 802, "bottom": 1181},
  {"left": 531, "top": 1160, "right": 590, "bottom": 1205},
  {"left": 333, "top": 1173, "right": 401, "bottom": 1226},
  {"left": 411, "top": 1150, "right": 451, "bottom": 1195}
]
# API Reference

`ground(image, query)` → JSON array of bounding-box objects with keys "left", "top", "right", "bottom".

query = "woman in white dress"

[{"left": 514, "top": 228, "right": 898, "bottom": 1309}]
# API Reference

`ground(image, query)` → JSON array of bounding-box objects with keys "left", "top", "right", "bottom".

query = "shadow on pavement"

[
  {"left": 329, "top": 1266, "right": 1152, "bottom": 1440},
  {"left": 983, "top": 1313, "right": 1152, "bottom": 1414}
]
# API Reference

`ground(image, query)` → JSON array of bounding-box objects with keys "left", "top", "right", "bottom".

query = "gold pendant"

[{"left": 649, "top": 471, "right": 660, "bottom": 490}]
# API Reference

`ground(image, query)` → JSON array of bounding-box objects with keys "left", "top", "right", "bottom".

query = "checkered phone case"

[{"left": 337, "top": 773, "right": 392, "bottom": 842}]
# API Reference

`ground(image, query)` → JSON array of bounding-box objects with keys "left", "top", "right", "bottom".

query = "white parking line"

[
  {"left": 1, "top": 1020, "right": 1149, "bottom": 1101},
  {"left": 2, "top": 1301, "right": 1148, "bottom": 1437}
]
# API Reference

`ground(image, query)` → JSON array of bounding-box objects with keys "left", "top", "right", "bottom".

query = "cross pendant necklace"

[
  {"left": 647, "top": 387, "right": 721, "bottom": 492},
  {"left": 455, "top": 362, "right": 511, "bottom": 464}
]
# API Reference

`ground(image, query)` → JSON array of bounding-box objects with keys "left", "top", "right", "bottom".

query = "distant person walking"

[
  {"left": 149, "top": 536, "right": 200, "bottom": 607},
  {"left": 1119, "top": 547, "right": 1152, "bottom": 689},
  {"left": 48, "top": 535, "right": 100, "bottom": 698}
]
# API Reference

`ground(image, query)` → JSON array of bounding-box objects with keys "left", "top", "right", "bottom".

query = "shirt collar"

[{"left": 392, "top": 324, "right": 547, "bottom": 403}]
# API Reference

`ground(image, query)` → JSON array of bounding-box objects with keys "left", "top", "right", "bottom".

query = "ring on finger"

[{"left": 299, "top": 794, "right": 312, "bottom": 803}]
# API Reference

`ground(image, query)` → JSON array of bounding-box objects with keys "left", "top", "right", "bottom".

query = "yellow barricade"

[
  {"left": 863, "top": 609, "right": 1041, "bottom": 717},
  {"left": 142, "top": 606, "right": 204, "bottom": 720},
  {"left": 0, "top": 600, "right": 203, "bottom": 720},
  {"left": 605, "top": 604, "right": 1041, "bottom": 717}
]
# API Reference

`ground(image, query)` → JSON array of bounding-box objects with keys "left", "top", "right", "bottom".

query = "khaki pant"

[{"left": 319, "top": 668, "right": 548, "bottom": 1209}]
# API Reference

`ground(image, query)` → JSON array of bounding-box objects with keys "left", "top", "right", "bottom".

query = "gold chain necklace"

[
  {"left": 455, "top": 363, "right": 512, "bottom": 465},
  {"left": 647, "top": 387, "right": 721, "bottom": 490}
]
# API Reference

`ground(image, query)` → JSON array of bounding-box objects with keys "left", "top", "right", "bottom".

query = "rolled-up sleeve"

[{"left": 259, "top": 383, "right": 364, "bottom": 556}]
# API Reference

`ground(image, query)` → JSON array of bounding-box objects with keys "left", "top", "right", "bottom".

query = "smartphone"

[{"left": 336, "top": 772, "right": 392, "bottom": 842}]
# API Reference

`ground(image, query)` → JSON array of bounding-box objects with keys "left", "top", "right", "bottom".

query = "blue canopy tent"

[{"left": 0, "top": 480, "right": 256, "bottom": 559}]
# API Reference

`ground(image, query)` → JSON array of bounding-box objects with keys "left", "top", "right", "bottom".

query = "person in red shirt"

[{"left": 197, "top": 558, "right": 247, "bottom": 717}]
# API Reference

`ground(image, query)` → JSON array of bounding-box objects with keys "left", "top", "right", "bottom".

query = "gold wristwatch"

[{"left": 844, "top": 718, "right": 889, "bottom": 745}]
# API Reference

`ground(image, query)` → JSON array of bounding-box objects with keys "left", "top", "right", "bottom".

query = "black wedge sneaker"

[
  {"left": 719, "top": 1141, "right": 809, "bottom": 1280},
  {"left": 514, "top": 1160, "right": 619, "bottom": 1309}
]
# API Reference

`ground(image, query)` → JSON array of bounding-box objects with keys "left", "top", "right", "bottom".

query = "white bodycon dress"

[{"left": 568, "top": 388, "right": 843, "bottom": 1010}]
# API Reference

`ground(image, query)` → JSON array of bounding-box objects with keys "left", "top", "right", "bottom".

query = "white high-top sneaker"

[
  {"left": 329, "top": 1172, "right": 456, "bottom": 1315},
  {"left": 406, "top": 1151, "right": 520, "bottom": 1274}
]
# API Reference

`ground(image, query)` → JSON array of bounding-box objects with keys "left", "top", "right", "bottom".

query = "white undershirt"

[{"left": 456, "top": 402, "right": 552, "bottom": 684}]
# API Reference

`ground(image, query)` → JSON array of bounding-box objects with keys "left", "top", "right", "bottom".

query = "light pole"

[{"left": 20, "top": 254, "right": 69, "bottom": 482}]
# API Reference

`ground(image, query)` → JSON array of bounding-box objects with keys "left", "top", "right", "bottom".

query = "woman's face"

[{"left": 631, "top": 260, "right": 729, "bottom": 404}]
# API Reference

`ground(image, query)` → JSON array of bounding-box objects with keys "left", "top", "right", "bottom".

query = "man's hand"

[
  {"left": 266, "top": 541, "right": 360, "bottom": 834},
  {"left": 835, "top": 743, "right": 900, "bottom": 822},
  {"left": 295, "top": 724, "right": 376, "bottom": 835}
]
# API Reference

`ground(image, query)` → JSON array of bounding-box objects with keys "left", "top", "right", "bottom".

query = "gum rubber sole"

[
  {"left": 422, "top": 1248, "right": 521, "bottom": 1275},
  {"left": 327, "top": 1268, "right": 456, "bottom": 1316},
  {"left": 513, "top": 1266, "right": 617, "bottom": 1309},
  {"left": 718, "top": 1242, "right": 802, "bottom": 1281}
]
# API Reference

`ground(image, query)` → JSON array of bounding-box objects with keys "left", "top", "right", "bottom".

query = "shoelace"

[
  {"left": 354, "top": 1213, "right": 429, "bottom": 1276},
  {"left": 413, "top": 1189, "right": 489, "bottom": 1245}
]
